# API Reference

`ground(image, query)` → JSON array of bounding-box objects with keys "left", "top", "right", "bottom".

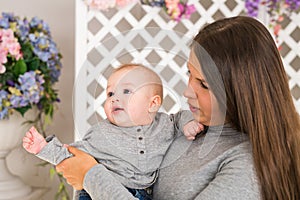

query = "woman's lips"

[{"left": 189, "top": 104, "right": 199, "bottom": 113}]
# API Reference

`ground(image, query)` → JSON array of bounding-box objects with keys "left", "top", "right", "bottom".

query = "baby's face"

[{"left": 104, "top": 67, "right": 156, "bottom": 127}]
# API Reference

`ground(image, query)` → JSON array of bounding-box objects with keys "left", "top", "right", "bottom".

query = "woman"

[{"left": 56, "top": 16, "right": 300, "bottom": 200}]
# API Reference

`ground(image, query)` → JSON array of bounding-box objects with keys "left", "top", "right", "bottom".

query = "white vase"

[{"left": 0, "top": 111, "right": 33, "bottom": 199}]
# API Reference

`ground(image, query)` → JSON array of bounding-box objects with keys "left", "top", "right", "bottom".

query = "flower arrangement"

[
  {"left": 0, "top": 12, "right": 69, "bottom": 200},
  {"left": 85, "top": 0, "right": 196, "bottom": 21},
  {"left": 0, "top": 12, "right": 62, "bottom": 122},
  {"left": 245, "top": 0, "right": 300, "bottom": 44}
]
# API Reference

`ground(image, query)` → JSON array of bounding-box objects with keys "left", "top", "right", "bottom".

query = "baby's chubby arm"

[
  {"left": 23, "top": 126, "right": 48, "bottom": 154},
  {"left": 183, "top": 120, "right": 204, "bottom": 140}
]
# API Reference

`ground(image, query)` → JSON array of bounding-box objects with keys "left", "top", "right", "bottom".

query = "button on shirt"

[{"left": 37, "top": 111, "right": 193, "bottom": 189}]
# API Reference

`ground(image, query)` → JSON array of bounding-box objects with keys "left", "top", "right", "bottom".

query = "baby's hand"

[
  {"left": 22, "top": 126, "right": 47, "bottom": 154},
  {"left": 183, "top": 120, "right": 204, "bottom": 140}
]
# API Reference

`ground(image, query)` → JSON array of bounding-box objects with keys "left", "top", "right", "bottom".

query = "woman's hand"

[{"left": 56, "top": 146, "right": 98, "bottom": 190}]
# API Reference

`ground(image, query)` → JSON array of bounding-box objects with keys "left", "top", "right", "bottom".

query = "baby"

[{"left": 23, "top": 63, "right": 203, "bottom": 200}]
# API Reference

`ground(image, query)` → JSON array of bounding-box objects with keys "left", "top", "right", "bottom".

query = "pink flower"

[
  {"left": 274, "top": 24, "right": 281, "bottom": 36},
  {"left": 0, "top": 64, "right": 6, "bottom": 74},
  {"left": 0, "top": 28, "right": 23, "bottom": 69},
  {"left": 0, "top": 49, "right": 8, "bottom": 64},
  {"left": 116, "top": 0, "right": 137, "bottom": 8},
  {"left": 165, "top": 0, "right": 180, "bottom": 6},
  {"left": 8, "top": 42, "right": 22, "bottom": 60},
  {"left": 0, "top": 29, "right": 14, "bottom": 39},
  {"left": 165, "top": 0, "right": 180, "bottom": 11},
  {"left": 84, "top": 0, "right": 196, "bottom": 22},
  {"left": 183, "top": 4, "right": 196, "bottom": 19},
  {"left": 168, "top": 7, "right": 181, "bottom": 21},
  {"left": 85, "top": 0, "right": 116, "bottom": 10},
  {"left": 277, "top": 15, "right": 284, "bottom": 22}
]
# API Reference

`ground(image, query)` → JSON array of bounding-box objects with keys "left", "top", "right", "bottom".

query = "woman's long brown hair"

[{"left": 192, "top": 16, "right": 300, "bottom": 200}]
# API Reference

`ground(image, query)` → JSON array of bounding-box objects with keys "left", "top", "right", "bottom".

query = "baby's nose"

[{"left": 111, "top": 95, "right": 119, "bottom": 102}]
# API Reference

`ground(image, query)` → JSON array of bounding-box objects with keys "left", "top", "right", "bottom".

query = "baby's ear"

[{"left": 148, "top": 95, "right": 161, "bottom": 113}]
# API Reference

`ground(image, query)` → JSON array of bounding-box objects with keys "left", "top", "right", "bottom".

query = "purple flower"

[
  {"left": 34, "top": 48, "right": 51, "bottom": 62},
  {"left": 285, "top": 0, "right": 300, "bottom": 10},
  {"left": 245, "top": 0, "right": 261, "bottom": 17},
  {"left": 0, "top": 107, "right": 8, "bottom": 119},
  {"left": 18, "top": 71, "right": 44, "bottom": 90},
  {"left": 140, "top": 0, "right": 165, "bottom": 7},
  {"left": 6, "top": 80, "right": 15, "bottom": 87},
  {"left": 17, "top": 19, "right": 30, "bottom": 41},
  {"left": 27, "top": 30, "right": 62, "bottom": 83},
  {"left": 16, "top": 71, "right": 45, "bottom": 104},
  {"left": 29, "top": 33, "right": 38, "bottom": 42},
  {"left": 0, "top": 17, "right": 9, "bottom": 29},
  {"left": 10, "top": 95, "right": 29, "bottom": 107},
  {"left": 49, "top": 41, "right": 59, "bottom": 54},
  {"left": 1, "top": 12, "right": 16, "bottom": 21},
  {"left": 23, "top": 90, "right": 41, "bottom": 104},
  {"left": 29, "top": 17, "right": 42, "bottom": 27},
  {"left": 49, "top": 65, "right": 61, "bottom": 82},
  {"left": 0, "top": 90, "right": 9, "bottom": 120},
  {"left": 0, "top": 90, "right": 8, "bottom": 104},
  {"left": 29, "top": 17, "right": 51, "bottom": 35}
]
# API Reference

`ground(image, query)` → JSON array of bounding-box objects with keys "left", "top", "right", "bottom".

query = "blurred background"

[
  {"left": 0, "top": 0, "right": 299, "bottom": 199},
  {"left": 1, "top": 0, "right": 75, "bottom": 199}
]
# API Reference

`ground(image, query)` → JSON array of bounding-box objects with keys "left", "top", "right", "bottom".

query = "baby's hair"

[
  {"left": 114, "top": 63, "right": 145, "bottom": 72},
  {"left": 113, "top": 63, "right": 163, "bottom": 100}
]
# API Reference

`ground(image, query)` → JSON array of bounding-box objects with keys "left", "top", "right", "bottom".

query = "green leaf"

[
  {"left": 15, "top": 105, "right": 31, "bottom": 116},
  {"left": 49, "top": 167, "right": 56, "bottom": 180},
  {"left": 58, "top": 183, "right": 65, "bottom": 192},
  {"left": 27, "top": 57, "right": 40, "bottom": 71},
  {"left": 36, "top": 161, "right": 49, "bottom": 167},
  {"left": 43, "top": 113, "right": 52, "bottom": 129},
  {"left": 39, "top": 62, "right": 48, "bottom": 74},
  {"left": 13, "top": 59, "right": 27, "bottom": 76},
  {"left": 21, "top": 42, "right": 33, "bottom": 59}
]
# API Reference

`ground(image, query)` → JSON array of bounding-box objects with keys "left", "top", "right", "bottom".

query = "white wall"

[{"left": 1, "top": 0, "right": 75, "bottom": 199}]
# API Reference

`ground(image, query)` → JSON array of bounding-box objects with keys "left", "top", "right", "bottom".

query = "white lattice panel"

[
  {"left": 75, "top": 0, "right": 300, "bottom": 138},
  {"left": 276, "top": 11, "right": 300, "bottom": 114}
]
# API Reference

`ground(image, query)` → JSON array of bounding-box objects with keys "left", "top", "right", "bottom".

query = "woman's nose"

[{"left": 183, "top": 84, "right": 195, "bottom": 98}]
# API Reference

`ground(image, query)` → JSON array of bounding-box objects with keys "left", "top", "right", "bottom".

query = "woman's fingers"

[{"left": 56, "top": 146, "right": 98, "bottom": 190}]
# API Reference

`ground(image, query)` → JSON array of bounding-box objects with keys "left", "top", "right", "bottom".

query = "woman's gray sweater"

[{"left": 82, "top": 124, "right": 261, "bottom": 199}]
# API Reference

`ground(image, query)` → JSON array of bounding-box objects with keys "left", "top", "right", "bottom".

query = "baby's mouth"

[{"left": 112, "top": 107, "right": 124, "bottom": 112}]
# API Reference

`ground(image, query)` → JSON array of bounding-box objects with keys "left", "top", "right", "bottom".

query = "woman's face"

[{"left": 184, "top": 51, "right": 225, "bottom": 126}]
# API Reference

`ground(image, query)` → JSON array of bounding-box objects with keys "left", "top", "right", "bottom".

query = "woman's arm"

[{"left": 56, "top": 146, "right": 138, "bottom": 200}]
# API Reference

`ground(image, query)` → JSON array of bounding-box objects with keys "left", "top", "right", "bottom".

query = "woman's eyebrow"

[{"left": 196, "top": 78, "right": 206, "bottom": 82}]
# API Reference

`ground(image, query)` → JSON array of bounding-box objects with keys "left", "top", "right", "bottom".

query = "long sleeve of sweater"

[
  {"left": 83, "top": 164, "right": 139, "bottom": 200},
  {"left": 36, "top": 136, "right": 91, "bottom": 165}
]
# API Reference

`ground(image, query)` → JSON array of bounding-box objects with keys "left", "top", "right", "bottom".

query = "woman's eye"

[
  {"left": 123, "top": 89, "right": 131, "bottom": 94},
  {"left": 200, "top": 81, "right": 209, "bottom": 89},
  {"left": 107, "top": 92, "right": 114, "bottom": 97}
]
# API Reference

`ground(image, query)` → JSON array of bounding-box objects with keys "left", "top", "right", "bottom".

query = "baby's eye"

[
  {"left": 123, "top": 89, "right": 132, "bottom": 94},
  {"left": 107, "top": 92, "right": 114, "bottom": 97}
]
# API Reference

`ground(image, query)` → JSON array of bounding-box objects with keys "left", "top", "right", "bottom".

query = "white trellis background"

[{"left": 75, "top": 0, "right": 300, "bottom": 139}]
